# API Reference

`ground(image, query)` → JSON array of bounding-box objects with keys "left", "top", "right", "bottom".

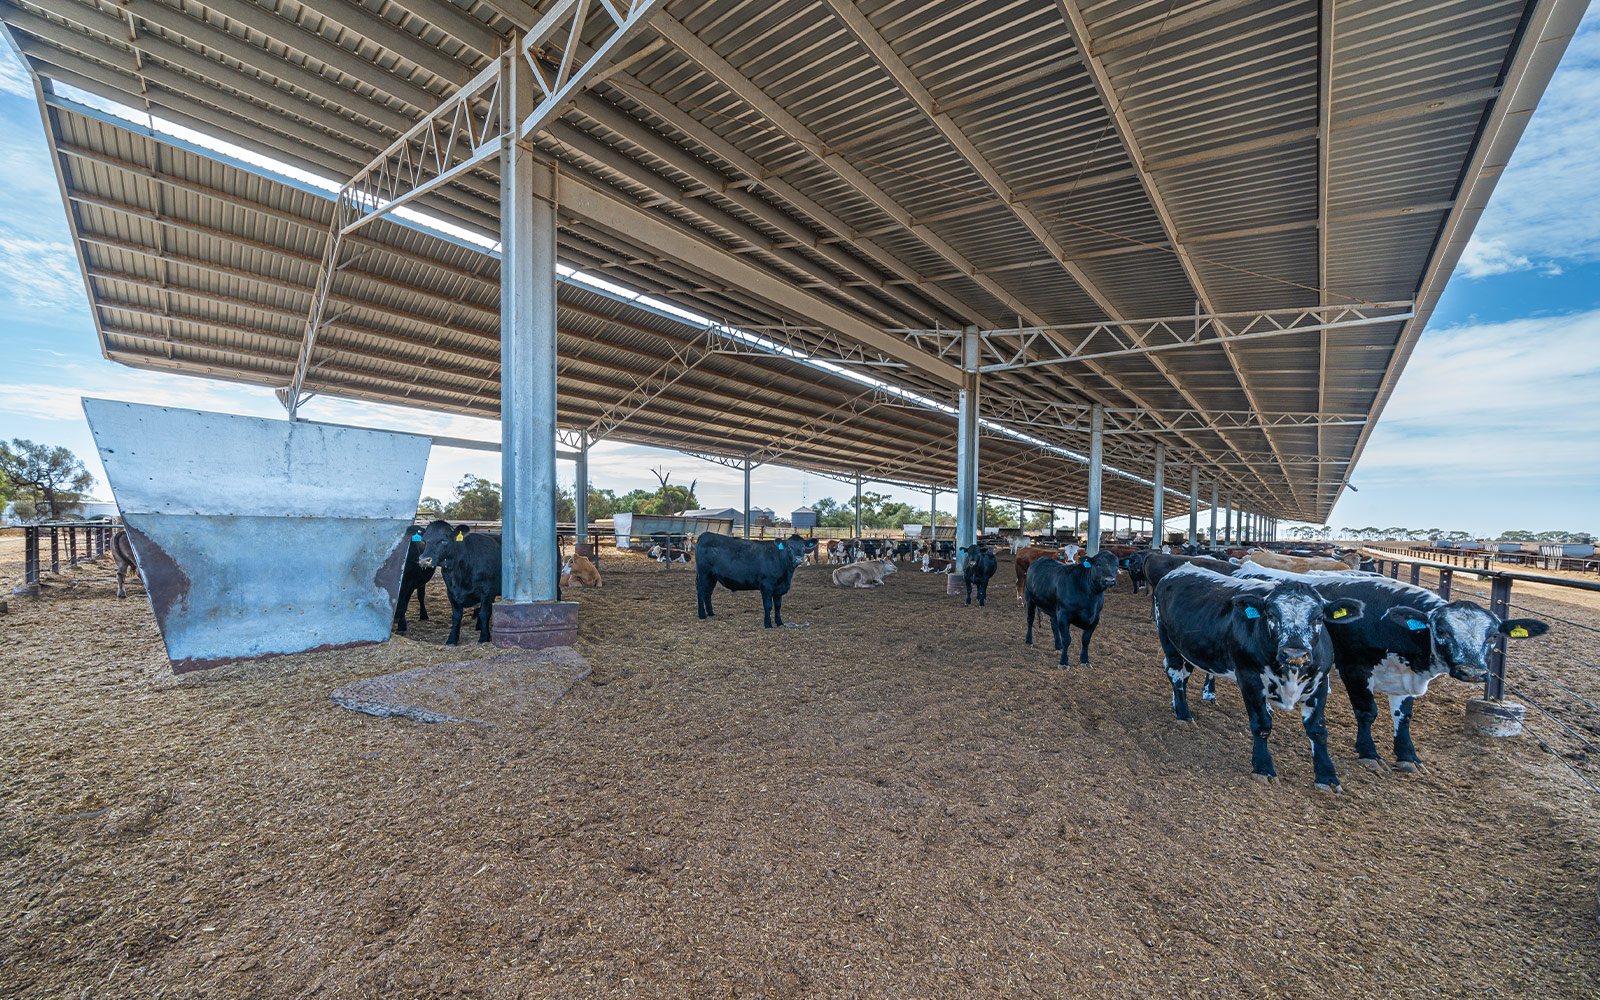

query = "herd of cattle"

[{"left": 107, "top": 516, "right": 1551, "bottom": 791}]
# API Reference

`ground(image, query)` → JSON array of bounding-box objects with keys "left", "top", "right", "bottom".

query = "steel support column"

[
  {"left": 494, "top": 50, "right": 569, "bottom": 647},
  {"left": 929, "top": 488, "right": 937, "bottom": 540},
  {"left": 955, "top": 326, "right": 980, "bottom": 567},
  {"left": 1210, "top": 482, "right": 1219, "bottom": 547},
  {"left": 1087, "top": 403, "right": 1103, "bottom": 555},
  {"left": 1224, "top": 495, "right": 1233, "bottom": 546},
  {"left": 743, "top": 457, "right": 752, "bottom": 540},
  {"left": 575, "top": 429, "right": 589, "bottom": 548},
  {"left": 854, "top": 474, "right": 863, "bottom": 539},
  {"left": 1151, "top": 443, "right": 1164, "bottom": 548},
  {"left": 1189, "top": 467, "right": 1199, "bottom": 546}
]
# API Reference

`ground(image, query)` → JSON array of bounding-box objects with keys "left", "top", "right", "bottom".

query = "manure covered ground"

[{"left": 2, "top": 548, "right": 1597, "bottom": 998}]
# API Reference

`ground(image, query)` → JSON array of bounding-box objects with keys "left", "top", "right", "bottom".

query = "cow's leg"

[
  {"left": 1016, "top": 574, "right": 1026, "bottom": 606},
  {"left": 1158, "top": 628, "right": 1192, "bottom": 721},
  {"left": 1238, "top": 675, "right": 1277, "bottom": 782},
  {"left": 965, "top": 578, "right": 973, "bottom": 606},
  {"left": 760, "top": 589, "right": 775, "bottom": 629},
  {"left": 1201, "top": 676, "right": 1217, "bottom": 702},
  {"left": 415, "top": 583, "right": 428, "bottom": 621},
  {"left": 1343, "top": 667, "right": 1384, "bottom": 768},
  {"left": 1055, "top": 611, "right": 1071, "bottom": 668},
  {"left": 1078, "top": 621, "right": 1096, "bottom": 665},
  {"left": 977, "top": 580, "right": 987, "bottom": 607},
  {"left": 1303, "top": 676, "right": 1341, "bottom": 792},
  {"left": 1024, "top": 596, "right": 1036, "bottom": 646},
  {"left": 1389, "top": 694, "right": 1424, "bottom": 772},
  {"left": 477, "top": 601, "right": 493, "bottom": 643},
  {"left": 115, "top": 562, "right": 127, "bottom": 600},
  {"left": 771, "top": 589, "right": 785, "bottom": 628},
  {"left": 696, "top": 569, "right": 713, "bottom": 619},
  {"left": 446, "top": 601, "right": 465, "bottom": 646},
  {"left": 394, "top": 581, "right": 411, "bottom": 633}
]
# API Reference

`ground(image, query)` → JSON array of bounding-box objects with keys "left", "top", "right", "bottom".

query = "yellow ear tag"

[
  {"left": 454, "top": 531, "right": 464, "bottom": 542},
  {"left": 1510, "top": 626, "right": 1528, "bottom": 638},
  {"left": 1332, "top": 608, "right": 1347, "bottom": 619}
]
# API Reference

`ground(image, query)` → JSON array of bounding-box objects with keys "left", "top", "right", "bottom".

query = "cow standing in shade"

[
  {"left": 417, "top": 519, "right": 501, "bottom": 645},
  {"left": 393, "top": 525, "right": 435, "bottom": 633},
  {"left": 1237, "top": 564, "right": 1548, "bottom": 771},
  {"left": 1023, "top": 549, "right": 1119, "bottom": 667},
  {"left": 960, "top": 545, "right": 998, "bottom": 607},
  {"left": 1154, "top": 564, "right": 1364, "bottom": 791},
  {"left": 111, "top": 531, "right": 139, "bottom": 600},
  {"left": 695, "top": 531, "right": 806, "bottom": 628}
]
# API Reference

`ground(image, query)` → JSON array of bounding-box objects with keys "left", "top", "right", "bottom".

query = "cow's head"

[
  {"left": 1233, "top": 581, "right": 1364, "bottom": 711},
  {"left": 1382, "top": 601, "right": 1550, "bottom": 682},
  {"left": 1081, "top": 549, "right": 1119, "bottom": 591},
  {"left": 777, "top": 533, "right": 806, "bottom": 569},
  {"left": 879, "top": 559, "right": 898, "bottom": 577},
  {"left": 417, "top": 519, "right": 466, "bottom": 570}
]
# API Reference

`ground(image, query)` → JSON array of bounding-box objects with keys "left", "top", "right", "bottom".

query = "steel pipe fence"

[{"left": 20, "top": 522, "right": 118, "bottom": 585}]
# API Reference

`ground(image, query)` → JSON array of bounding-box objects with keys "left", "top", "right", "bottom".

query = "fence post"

[
  {"left": 1409, "top": 563, "right": 1421, "bottom": 587},
  {"left": 50, "top": 527, "right": 59, "bottom": 574},
  {"left": 1484, "top": 575, "right": 1513, "bottom": 701},
  {"left": 1438, "top": 568, "right": 1453, "bottom": 600},
  {"left": 1388, "top": 560, "right": 1399, "bottom": 580},
  {"left": 25, "top": 527, "right": 39, "bottom": 584},
  {"left": 68, "top": 527, "right": 77, "bottom": 566}
]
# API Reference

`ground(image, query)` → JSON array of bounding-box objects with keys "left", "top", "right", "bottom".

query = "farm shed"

[{"left": 0, "top": 0, "right": 1584, "bottom": 657}]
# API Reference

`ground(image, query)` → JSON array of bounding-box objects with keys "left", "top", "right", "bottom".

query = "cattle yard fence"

[
  {"left": 18, "top": 522, "right": 119, "bottom": 585},
  {"left": 1362, "top": 548, "right": 1600, "bottom": 796}
]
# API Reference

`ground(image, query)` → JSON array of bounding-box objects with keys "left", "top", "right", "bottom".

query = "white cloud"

[
  {"left": 0, "top": 46, "right": 34, "bottom": 99},
  {"left": 0, "top": 234, "right": 84, "bottom": 309},
  {"left": 1457, "top": 9, "right": 1600, "bottom": 277}
]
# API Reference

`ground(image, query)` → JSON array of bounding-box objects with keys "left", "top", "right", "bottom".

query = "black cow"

[
  {"left": 1023, "top": 549, "right": 1119, "bottom": 666},
  {"left": 1125, "top": 549, "right": 1155, "bottom": 593},
  {"left": 112, "top": 530, "right": 138, "bottom": 599},
  {"left": 393, "top": 525, "right": 436, "bottom": 634},
  {"left": 1154, "top": 564, "right": 1363, "bottom": 791},
  {"left": 960, "top": 544, "right": 998, "bottom": 607},
  {"left": 937, "top": 540, "right": 956, "bottom": 559},
  {"left": 417, "top": 519, "right": 500, "bottom": 645},
  {"left": 1237, "top": 565, "right": 1548, "bottom": 771},
  {"left": 695, "top": 531, "right": 806, "bottom": 628}
]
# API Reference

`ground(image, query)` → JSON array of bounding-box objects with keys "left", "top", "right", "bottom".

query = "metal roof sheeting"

[{"left": 1, "top": 0, "right": 1586, "bottom": 522}]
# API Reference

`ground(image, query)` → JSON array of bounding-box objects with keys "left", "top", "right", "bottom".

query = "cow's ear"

[
  {"left": 1500, "top": 618, "right": 1549, "bottom": 639},
  {"left": 1323, "top": 598, "right": 1364, "bottom": 624},
  {"left": 1232, "top": 594, "right": 1267, "bottom": 620},
  {"left": 1383, "top": 605, "right": 1429, "bottom": 631}
]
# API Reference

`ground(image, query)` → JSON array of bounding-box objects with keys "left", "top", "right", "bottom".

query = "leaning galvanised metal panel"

[{"left": 83, "top": 398, "right": 429, "bottom": 672}]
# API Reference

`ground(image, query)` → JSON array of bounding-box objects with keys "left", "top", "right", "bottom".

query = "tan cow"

[
  {"left": 1013, "top": 546, "right": 1070, "bottom": 604},
  {"left": 561, "top": 554, "right": 603, "bottom": 587},
  {"left": 832, "top": 559, "right": 896, "bottom": 588},
  {"left": 1243, "top": 549, "right": 1361, "bottom": 573}
]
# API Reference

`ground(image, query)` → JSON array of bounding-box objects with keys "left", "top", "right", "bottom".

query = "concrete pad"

[{"left": 331, "top": 647, "right": 591, "bottom": 726}]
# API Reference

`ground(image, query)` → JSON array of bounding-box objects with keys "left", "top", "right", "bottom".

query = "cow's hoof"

[
  {"left": 1315, "top": 782, "right": 1342, "bottom": 794},
  {"left": 1201, "top": 691, "right": 1217, "bottom": 703},
  {"left": 1357, "top": 757, "right": 1388, "bottom": 772},
  {"left": 1250, "top": 773, "right": 1277, "bottom": 785},
  {"left": 1395, "top": 760, "right": 1426, "bottom": 774},
  {"left": 1174, "top": 717, "right": 1196, "bottom": 727},
  {"left": 445, "top": 640, "right": 459, "bottom": 647}
]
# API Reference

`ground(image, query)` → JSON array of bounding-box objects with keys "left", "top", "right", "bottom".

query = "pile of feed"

[{"left": 2, "top": 547, "right": 1596, "bottom": 997}]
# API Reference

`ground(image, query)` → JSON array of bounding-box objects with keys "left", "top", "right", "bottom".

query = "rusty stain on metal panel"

[{"left": 83, "top": 399, "right": 430, "bottom": 672}]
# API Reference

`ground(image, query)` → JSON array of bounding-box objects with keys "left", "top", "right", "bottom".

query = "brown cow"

[
  {"left": 1014, "top": 546, "right": 1073, "bottom": 604},
  {"left": 1243, "top": 549, "right": 1361, "bottom": 574},
  {"left": 921, "top": 554, "right": 954, "bottom": 573},
  {"left": 112, "top": 531, "right": 138, "bottom": 599},
  {"left": 561, "top": 554, "right": 603, "bottom": 587}
]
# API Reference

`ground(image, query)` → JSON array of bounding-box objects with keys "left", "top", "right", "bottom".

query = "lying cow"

[
  {"left": 647, "top": 544, "right": 691, "bottom": 563},
  {"left": 831, "top": 559, "right": 897, "bottom": 588},
  {"left": 417, "top": 520, "right": 500, "bottom": 645},
  {"left": 561, "top": 554, "right": 602, "bottom": 588},
  {"left": 921, "top": 554, "right": 954, "bottom": 573},
  {"left": 695, "top": 531, "right": 806, "bottom": 628},
  {"left": 1023, "top": 550, "right": 1119, "bottom": 667},
  {"left": 1154, "top": 564, "right": 1363, "bottom": 791},
  {"left": 960, "top": 544, "right": 998, "bottom": 607},
  {"left": 393, "top": 525, "right": 435, "bottom": 633},
  {"left": 1244, "top": 549, "right": 1361, "bottom": 573},
  {"left": 111, "top": 530, "right": 139, "bottom": 600},
  {"left": 1237, "top": 564, "right": 1548, "bottom": 771}
]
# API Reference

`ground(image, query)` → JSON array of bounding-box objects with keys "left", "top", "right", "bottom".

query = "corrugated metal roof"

[{"left": 0, "top": 0, "right": 1584, "bottom": 521}]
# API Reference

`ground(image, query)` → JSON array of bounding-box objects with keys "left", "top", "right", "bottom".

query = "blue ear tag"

[
  {"left": 1406, "top": 619, "right": 1427, "bottom": 631},
  {"left": 777, "top": 542, "right": 784, "bottom": 549},
  {"left": 1244, "top": 606, "right": 1261, "bottom": 619},
  {"left": 412, "top": 533, "right": 421, "bottom": 542}
]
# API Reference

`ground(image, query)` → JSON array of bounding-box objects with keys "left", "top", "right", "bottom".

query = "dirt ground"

[{"left": 2, "top": 549, "right": 1598, "bottom": 999}]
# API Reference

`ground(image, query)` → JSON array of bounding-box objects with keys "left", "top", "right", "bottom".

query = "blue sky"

[{"left": 1, "top": 12, "right": 1597, "bottom": 537}]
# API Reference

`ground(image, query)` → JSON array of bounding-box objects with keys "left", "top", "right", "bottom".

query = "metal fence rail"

[
  {"left": 20, "top": 522, "right": 118, "bottom": 585},
  {"left": 1364, "top": 549, "right": 1600, "bottom": 797}
]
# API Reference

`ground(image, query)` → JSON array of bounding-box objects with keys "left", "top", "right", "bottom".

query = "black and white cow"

[
  {"left": 416, "top": 519, "right": 501, "bottom": 645},
  {"left": 1023, "top": 549, "right": 1119, "bottom": 667},
  {"left": 960, "top": 544, "right": 998, "bottom": 607},
  {"left": 393, "top": 524, "right": 436, "bottom": 634},
  {"left": 1154, "top": 564, "right": 1364, "bottom": 791},
  {"left": 694, "top": 531, "right": 807, "bottom": 628},
  {"left": 1236, "top": 565, "right": 1549, "bottom": 771}
]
